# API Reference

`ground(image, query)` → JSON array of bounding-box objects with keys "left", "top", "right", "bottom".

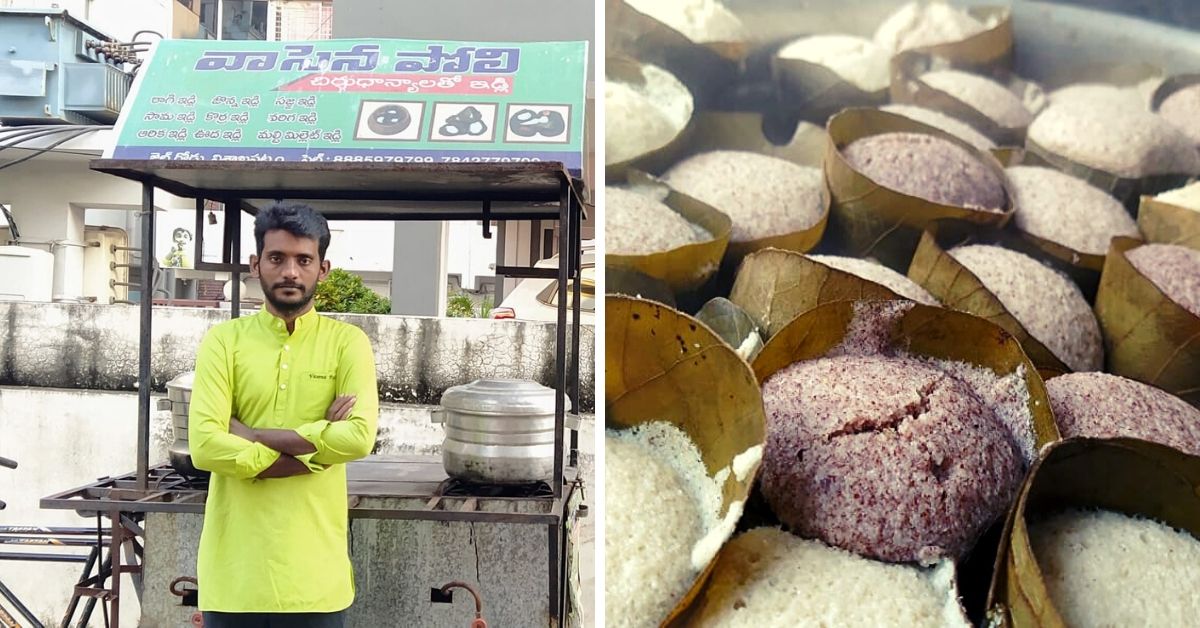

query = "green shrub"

[
  {"left": 446, "top": 291, "right": 475, "bottom": 318},
  {"left": 315, "top": 268, "right": 391, "bottom": 314}
]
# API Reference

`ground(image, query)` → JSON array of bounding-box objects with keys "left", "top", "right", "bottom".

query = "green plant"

[
  {"left": 446, "top": 291, "right": 475, "bottom": 318},
  {"left": 478, "top": 296, "right": 493, "bottom": 318},
  {"left": 314, "top": 268, "right": 391, "bottom": 314}
]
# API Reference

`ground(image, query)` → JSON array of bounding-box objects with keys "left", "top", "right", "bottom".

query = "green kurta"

[{"left": 189, "top": 306, "right": 379, "bottom": 612}]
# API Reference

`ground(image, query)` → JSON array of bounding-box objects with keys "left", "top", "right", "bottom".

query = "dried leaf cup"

[
  {"left": 1137, "top": 194, "right": 1200, "bottom": 251},
  {"left": 986, "top": 437, "right": 1200, "bottom": 628},
  {"left": 1025, "top": 71, "right": 1196, "bottom": 210},
  {"left": 605, "top": 55, "right": 696, "bottom": 180},
  {"left": 607, "top": 0, "right": 747, "bottom": 110},
  {"left": 663, "top": 121, "right": 832, "bottom": 270},
  {"left": 890, "top": 51, "right": 1027, "bottom": 147},
  {"left": 1094, "top": 236, "right": 1200, "bottom": 405},
  {"left": 730, "top": 247, "right": 931, "bottom": 339},
  {"left": 1150, "top": 73, "right": 1200, "bottom": 107},
  {"left": 772, "top": 38, "right": 889, "bottom": 124},
  {"left": 606, "top": 295, "right": 767, "bottom": 627},
  {"left": 1150, "top": 72, "right": 1200, "bottom": 148},
  {"left": 824, "top": 108, "right": 1015, "bottom": 272},
  {"left": 752, "top": 301, "right": 1058, "bottom": 455},
  {"left": 908, "top": 228, "right": 1071, "bottom": 378},
  {"left": 722, "top": 183, "right": 830, "bottom": 269},
  {"left": 989, "top": 148, "right": 1110, "bottom": 299},
  {"left": 1023, "top": 142, "right": 1193, "bottom": 213},
  {"left": 900, "top": 5, "right": 1014, "bottom": 78},
  {"left": 606, "top": 171, "right": 732, "bottom": 294},
  {"left": 694, "top": 297, "right": 764, "bottom": 363}
]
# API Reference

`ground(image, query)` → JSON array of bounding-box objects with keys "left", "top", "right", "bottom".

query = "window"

[
  {"left": 221, "top": 0, "right": 267, "bottom": 40},
  {"left": 199, "top": 0, "right": 218, "bottom": 38}
]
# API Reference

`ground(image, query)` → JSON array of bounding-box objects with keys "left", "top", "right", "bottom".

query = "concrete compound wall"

[
  {"left": 0, "top": 301, "right": 595, "bottom": 411},
  {"left": 0, "top": 386, "right": 595, "bottom": 626}
]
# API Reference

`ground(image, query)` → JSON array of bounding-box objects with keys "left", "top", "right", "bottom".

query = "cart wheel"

[{"left": 366, "top": 104, "right": 412, "bottom": 136}]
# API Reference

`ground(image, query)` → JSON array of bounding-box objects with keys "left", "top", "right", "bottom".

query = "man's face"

[{"left": 250, "top": 229, "right": 330, "bottom": 316}]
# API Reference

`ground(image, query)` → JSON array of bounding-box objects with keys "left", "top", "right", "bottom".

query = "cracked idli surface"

[{"left": 760, "top": 354, "right": 1025, "bottom": 563}]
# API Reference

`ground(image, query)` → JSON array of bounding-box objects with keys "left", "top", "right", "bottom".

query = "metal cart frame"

[{"left": 40, "top": 159, "right": 588, "bottom": 627}]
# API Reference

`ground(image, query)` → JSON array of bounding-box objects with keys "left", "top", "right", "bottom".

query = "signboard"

[{"left": 107, "top": 39, "right": 588, "bottom": 173}]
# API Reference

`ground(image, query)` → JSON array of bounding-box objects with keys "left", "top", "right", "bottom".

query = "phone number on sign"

[
  {"left": 319, "top": 155, "right": 543, "bottom": 163},
  {"left": 441, "top": 156, "right": 544, "bottom": 163}
]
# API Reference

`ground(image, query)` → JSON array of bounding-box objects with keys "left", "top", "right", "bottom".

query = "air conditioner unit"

[
  {"left": 0, "top": 9, "right": 133, "bottom": 125},
  {"left": 0, "top": 245, "right": 54, "bottom": 302}
]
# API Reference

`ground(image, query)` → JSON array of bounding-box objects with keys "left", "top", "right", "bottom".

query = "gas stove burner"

[
  {"left": 154, "top": 469, "right": 210, "bottom": 491},
  {"left": 436, "top": 478, "right": 554, "bottom": 499}
]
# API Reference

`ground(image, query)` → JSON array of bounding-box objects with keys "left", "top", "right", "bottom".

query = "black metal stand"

[
  {"left": 64, "top": 513, "right": 144, "bottom": 628},
  {"left": 43, "top": 461, "right": 579, "bottom": 626},
  {"left": 0, "top": 520, "right": 140, "bottom": 628}
]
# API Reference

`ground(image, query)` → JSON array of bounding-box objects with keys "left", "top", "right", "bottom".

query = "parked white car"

[{"left": 491, "top": 243, "right": 594, "bottom": 324}]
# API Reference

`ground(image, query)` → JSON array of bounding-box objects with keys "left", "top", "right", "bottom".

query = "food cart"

[{"left": 39, "top": 36, "right": 591, "bottom": 628}]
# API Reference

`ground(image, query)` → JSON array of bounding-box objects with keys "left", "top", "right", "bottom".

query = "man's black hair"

[{"left": 253, "top": 203, "right": 331, "bottom": 260}]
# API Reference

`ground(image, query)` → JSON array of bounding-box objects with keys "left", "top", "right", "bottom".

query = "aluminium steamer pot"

[
  {"left": 432, "top": 378, "right": 580, "bottom": 484},
  {"left": 161, "top": 371, "right": 209, "bottom": 478}
]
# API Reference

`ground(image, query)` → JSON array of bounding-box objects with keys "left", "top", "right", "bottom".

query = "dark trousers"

[{"left": 201, "top": 610, "right": 346, "bottom": 628}]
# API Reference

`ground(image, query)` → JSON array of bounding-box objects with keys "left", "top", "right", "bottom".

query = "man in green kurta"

[{"left": 189, "top": 203, "right": 379, "bottom": 627}]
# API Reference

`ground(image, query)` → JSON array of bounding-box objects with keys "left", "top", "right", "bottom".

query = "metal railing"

[{"left": 0, "top": 456, "right": 123, "bottom": 628}]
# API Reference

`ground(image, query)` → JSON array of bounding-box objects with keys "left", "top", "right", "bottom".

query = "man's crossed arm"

[
  {"left": 228, "top": 395, "right": 356, "bottom": 478},
  {"left": 188, "top": 329, "right": 379, "bottom": 481}
]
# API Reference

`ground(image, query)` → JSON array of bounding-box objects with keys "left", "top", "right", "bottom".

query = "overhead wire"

[
  {"left": 0, "top": 124, "right": 108, "bottom": 141},
  {"left": 0, "top": 127, "right": 82, "bottom": 158},
  {"left": 0, "top": 125, "right": 77, "bottom": 147},
  {"left": 0, "top": 126, "right": 109, "bottom": 163},
  {"left": 129, "top": 30, "right": 164, "bottom": 42},
  {"left": 0, "top": 127, "right": 108, "bottom": 172}
]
